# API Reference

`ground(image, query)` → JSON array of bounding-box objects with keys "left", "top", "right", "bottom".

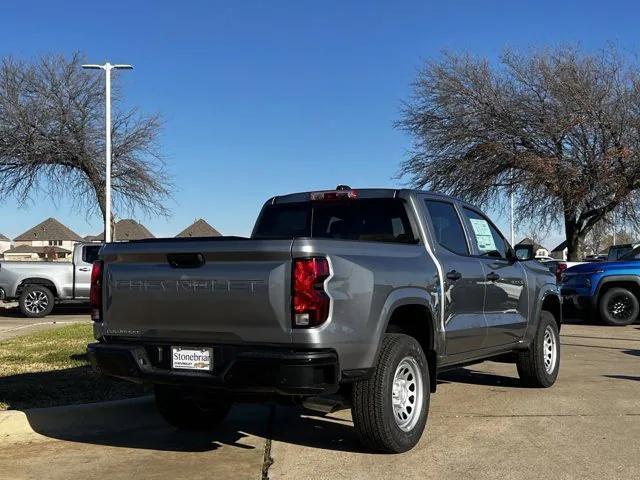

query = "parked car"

[
  {"left": 0, "top": 243, "right": 101, "bottom": 317},
  {"left": 562, "top": 245, "right": 640, "bottom": 326},
  {"left": 513, "top": 246, "right": 583, "bottom": 282},
  {"left": 538, "top": 259, "right": 584, "bottom": 283},
  {"left": 87, "top": 187, "right": 561, "bottom": 453}
]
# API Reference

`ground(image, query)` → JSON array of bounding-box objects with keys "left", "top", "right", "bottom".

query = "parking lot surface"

[
  {"left": 0, "top": 321, "right": 638, "bottom": 480},
  {"left": 0, "top": 304, "right": 89, "bottom": 341}
]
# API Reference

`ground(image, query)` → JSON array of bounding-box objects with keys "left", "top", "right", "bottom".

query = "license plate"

[{"left": 171, "top": 347, "right": 213, "bottom": 371}]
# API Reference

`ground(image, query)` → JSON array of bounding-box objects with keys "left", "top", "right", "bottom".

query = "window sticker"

[{"left": 469, "top": 218, "right": 497, "bottom": 253}]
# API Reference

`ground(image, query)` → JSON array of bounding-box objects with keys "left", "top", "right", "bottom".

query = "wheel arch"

[
  {"left": 541, "top": 292, "right": 562, "bottom": 332},
  {"left": 533, "top": 285, "right": 562, "bottom": 333},
  {"left": 595, "top": 275, "right": 640, "bottom": 308},
  {"left": 377, "top": 288, "right": 439, "bottom": 392},
  {"left": 17, "top": 278, "right": 59, "bottom": 298}
]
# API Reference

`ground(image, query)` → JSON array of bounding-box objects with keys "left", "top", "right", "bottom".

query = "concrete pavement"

[
  {"left": 269, "top": 322, "right": 640, "bottom": 480},
  {"left": 0, "top": 402, "right": 270, "bottom": 480},
  {"left": 0, "top": 304, "right": 90, "bottom": 341},
  {"left": 0, "top": 322, "right": 638, "bottom": 480}
]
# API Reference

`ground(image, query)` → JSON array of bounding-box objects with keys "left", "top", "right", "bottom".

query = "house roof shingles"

[
  {"left": 88, "top": 219, "right": 155, "bottom": 241},
  {"left": 0, "top": 233, "right": 10, "bottom": 241},
  {"left": 4, "top": 245, "right": 71, "bottom": 255},
  {"left": 516, "top": 237, "right": 548, "bottom": 252},
  {"left": 176, "top": 219, "right": 221, "bottom": 238},
  {"left": 115, "top": 219, "right": 154, "bottom": 240},
  {"left": 14, "top": 218, "right": 82, "bottom": 242}
]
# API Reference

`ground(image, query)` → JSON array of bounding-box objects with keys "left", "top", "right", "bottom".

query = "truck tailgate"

[{"left": 100, "top": 239, "right": 293, "bottom": 344}]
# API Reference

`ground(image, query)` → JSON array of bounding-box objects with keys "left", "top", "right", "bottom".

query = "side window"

[
  {"left": 462, "top": 208, "right": 508, "bottom": 258},
  {"left": 82, "top": 245, "right": 101, "bottom": 264},
  {"left": 424, "top": 200, "right": 469, "bottom": 255}
]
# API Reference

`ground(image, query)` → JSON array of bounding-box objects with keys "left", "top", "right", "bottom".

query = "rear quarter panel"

[
  {"left": 291, "top": 239, "right": 438, "bottom": 370},
  {"left": 0, "top": 261, "right": 73, "bottom": 298}
]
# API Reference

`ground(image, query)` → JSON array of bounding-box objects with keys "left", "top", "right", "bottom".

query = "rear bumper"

[{"left": 87, "top": 342, "right": 340, "bottom": 396}]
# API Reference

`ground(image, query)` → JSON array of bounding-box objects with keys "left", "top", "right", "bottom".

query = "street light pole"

[
  {"left": 612, "top": 210, "right": 616, "bottom": 246},
  {"left": 509, "top": 169, "right": 516, "bottom": 246},
  {"left": 510, "top": 189, "right": 515, "bottom": 246},
  {"left": 82, "top": 62, "right": 133, "bottom": 242}
]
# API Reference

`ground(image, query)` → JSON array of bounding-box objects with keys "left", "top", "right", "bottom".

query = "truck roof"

[{"left": 270, "top": 188, "right": 478, "bottom": 209}]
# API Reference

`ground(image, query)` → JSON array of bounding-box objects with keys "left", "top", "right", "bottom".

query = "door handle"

[
  {"left": 486, "top": 272, "right": 500, "bottom": 282},
  {"left": 78, "top": 267, "right": 90, "bottom": 272},
  {"left": 446, "top": 270, "right": 462, "bottom": 281}
]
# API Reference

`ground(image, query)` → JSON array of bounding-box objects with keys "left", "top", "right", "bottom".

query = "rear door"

[
  {"left": 422, "top": 197, "right": 487, "bottom": 355},
  {"left": 74, "top": 245, "right": 101, "bottom": 298},
  {"left": 460, "top": 207, "right": 528, "bottom": 348}
]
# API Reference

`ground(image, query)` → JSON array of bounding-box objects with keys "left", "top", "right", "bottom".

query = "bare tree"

[
  {"left": 0, "top": 53, "right": 172, "bottom": 223},
  {"left": 583, "top": 219, "right": 611, "bottom": 255},
  {"left": 397, "top": 47, "right": 640, "bottom": 260}
]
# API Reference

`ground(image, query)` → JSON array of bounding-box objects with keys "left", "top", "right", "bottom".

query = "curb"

[{"left": 0, "top": 396, "right": 158, "bottom": 442}]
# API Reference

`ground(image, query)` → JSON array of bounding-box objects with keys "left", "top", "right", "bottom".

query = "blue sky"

[{"left": 1, "top": 1, "right": 639, "bottom": 246}]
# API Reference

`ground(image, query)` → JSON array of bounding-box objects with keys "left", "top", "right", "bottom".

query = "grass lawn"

[{"left": 0, "top": 323, "right": 149, "bottom": 410}]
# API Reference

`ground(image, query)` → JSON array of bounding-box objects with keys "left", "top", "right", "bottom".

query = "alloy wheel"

[
  {"left": 24, "top": 290, "right": 49, "bottom": 315},
  {"left": 607, "top": 294, "right": 634, "bottom": 321}
]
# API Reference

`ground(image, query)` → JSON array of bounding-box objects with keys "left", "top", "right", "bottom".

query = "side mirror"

[{"left": 513, "top": 245, "right": 535, "bottom": 261}]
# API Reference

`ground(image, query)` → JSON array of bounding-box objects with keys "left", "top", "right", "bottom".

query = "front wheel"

[
  {"left": 19, "top": 285, "right": 54, "bottom": 318},
  {"left": 351, "top": 334, "right": 430, "bottom": 453},
  {"left": 155, "top": 385, "right": 232, "bottom": 430},
  {"left": 517, "top": 311, "right": 560, "bottom": 388},
  {"left": 599, "top": 287, "right": 639, "bottom": 326}
]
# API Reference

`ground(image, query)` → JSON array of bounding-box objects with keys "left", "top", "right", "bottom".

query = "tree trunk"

[{"left": 564, "top": 212, "right": 584, "bottom": 261}]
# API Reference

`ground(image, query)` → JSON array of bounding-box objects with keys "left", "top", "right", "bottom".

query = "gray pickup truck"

[
  {"left": 0, "top": 243, "right": 102, "bottom": 317},
  {"left": 88, "top": 187, "right": 561, "bottom": 453}
]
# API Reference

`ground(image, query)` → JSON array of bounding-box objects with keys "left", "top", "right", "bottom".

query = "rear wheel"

[
  {"left": 517, "top": 311, "right": 560, "bottom": 387},
  {"left": 19, "top": 285, "right": 54, "bottom": 318},
  {"left": 599, "top": 287, "right": 639, "bottom": 326},
  {"left": 351, "top": 334, "right": 430, "bottom": 453},
  {"left": 155, "top": 385, "right": 232, "bottom": 430}
]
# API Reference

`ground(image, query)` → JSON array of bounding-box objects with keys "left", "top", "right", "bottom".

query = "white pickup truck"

[{"left": 0, "top": 243, "right": 101, "bottom": 317}]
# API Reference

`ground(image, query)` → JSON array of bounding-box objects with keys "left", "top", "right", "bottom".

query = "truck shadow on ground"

[
  {"left": 602, "top": 374, "right": 640, "bottom": 382},
  {"left": 9, "top": 365, "right": 530, "bottom": 455},
  {"left": 20, "top": 399, "right": 270, "bottom": 453},
  {"left": 0, "top": 305, "right": 89, "bottom": 318},
  {"left": 0, "top": 367, "right": 149, "bottom": 411},
  {"left": 20, "top": 400, "right": 368, "bottom": 454},
  {"left": 437, "top": 368, "right": 523, "bottom": 388}
]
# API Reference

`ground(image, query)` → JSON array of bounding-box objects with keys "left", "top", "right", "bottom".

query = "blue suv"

[{"left": 561, "top": 246, "right": 640, "bottom": 326}]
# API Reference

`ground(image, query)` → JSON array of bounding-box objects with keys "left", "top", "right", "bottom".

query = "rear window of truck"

[{"left": 252, "top": 198, "right": 417, "bottom": 244}]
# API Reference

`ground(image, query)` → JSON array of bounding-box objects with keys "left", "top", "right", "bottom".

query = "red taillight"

[
  {"left": 90, "top": 260, "right": 103, "bottom": 321},
  {"left": 292, "top": 257, "right": 331, "bottom": 328},
  {"left": 555, "top": 262, "right": 567, "bottom": 283}
]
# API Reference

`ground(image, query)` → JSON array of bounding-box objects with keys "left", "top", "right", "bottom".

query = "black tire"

[
  {"left": 352, "top": 334, "right": 430, "bottom": 453},
  {"left": 517, "top": 311, "right": 560, "bottom": 388},
  {"left": 598, "top": 287, "right": 639, "bottom": 326},
  {"left": 19, "top": 285, "right": 55, "bottom": 318},
  {"left": 154, "top": 385, "right": 232, "bottom": 430}
]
